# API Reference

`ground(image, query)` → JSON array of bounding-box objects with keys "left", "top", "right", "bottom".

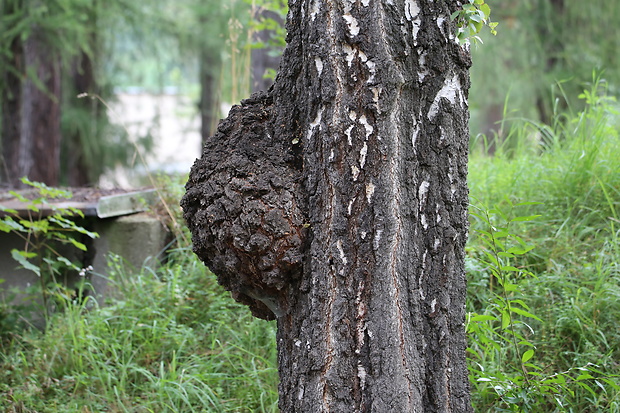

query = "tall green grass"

[
  {"left": 0, "top": 250, "right": 278, "bottom": 412},
  {"left": 467, "top": 79, "right": 620, "bottom": 411}
]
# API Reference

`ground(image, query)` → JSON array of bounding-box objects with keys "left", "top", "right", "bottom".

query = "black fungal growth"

[{"left": 180, "top": 91, "right": 306, "bottom": 320}]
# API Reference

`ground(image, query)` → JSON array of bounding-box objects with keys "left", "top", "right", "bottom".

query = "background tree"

[
  {"left": 247, "top": 0, "right": 287, "bottom": 93},
  {"left": 182, "top": 0, "right": 475, "bottom": 410},
  {"left": 0, "top": 0, "right": 156, "bottom": 187},
  {"left": 0, "top": 1, "right": 68, "bottom": 186},
  {"left": 469, "top": 0, "right": 620, "bottom": 141}
]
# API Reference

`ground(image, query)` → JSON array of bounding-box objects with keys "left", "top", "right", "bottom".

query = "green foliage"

[
  {"left": 467, "top": 201, "right": 620, "bottom": 411},
  {"left": 0, "top": 0, "right": 158, "bottom": 185},
  {"left": 246, "top": 0, "right": 288, "bottom": 50},
  {"left": 0, "top": 177, "right": 99, "bottom": 323},
  {"left": 467, "top": 80, "right": 620, "bottom": 411},
  {"left": 451, "top": 0, "right": 498, "bottom": 44}
]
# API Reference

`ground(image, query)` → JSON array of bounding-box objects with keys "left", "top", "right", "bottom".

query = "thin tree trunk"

[
  {"left": 250, "top": 8, "right": 283, "bottom": 93},
  {"left": 183, "top": 0, "right": 472, "bottom": 411},
  {"left": 199, "top": 49, "right": 220, "bottom": 142},
  {"left": 66, "top": 50, "right": 97, "bottom": 187},
  {"left": 1, "top": 36, "right": 23, "bottom": 186},
  {"left": 2, "top": 27, "right": 62, "bottom": 187}
]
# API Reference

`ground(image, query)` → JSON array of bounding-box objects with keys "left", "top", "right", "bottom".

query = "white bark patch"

[
  {"left": 329, "top": 148, "right": 335, "bottom": 162},
  {"left": 433, "top": 238, "right": 440, "bottom": 250},
  {"left": 373, "top": 229, "right": 383, "bottom": 250},
  {"left": 336, "top": 240, "right": 347, "bottom": 265},
  {"left": 361, "top": 0, "right": 370, "bottom": 6},
  {"left": 358, "top": 50, "right": 368, "bottom": 62},
  {"left": 343, "top": 44, "right": 356, "bottom": 67},
  {"left": 418, "top": 50, "right": 429, "bottom": 82},
  {"left": 431, "top": 298, "right": 437, "bottom": 313},
  {"left": 359, "top": 115, "right": 374, "bottom": 138},
  {"left": 404, "top": 0, "right": 420, "bottom": 20},
  {"left": 404, "top": 0, "right": 422, "bottom": 42},
  {"left": 345, "top": 125, "right": 354, "bottom": 146},
  {"left": 352, "top": 165, "right": 360, "bottom": 181},
  {"left": 310, "top": 0, "right": 320, "bottom": 21},
  {"left": 418, "top": 180, "right": 430, "bottom": 209},
  {"left": 361, "top": 231, "right": 367, "bottom": 239},
  {"left": 347, "top": 199, "right": 354, "bottom": 215},
  {"left": 349, "top": 110, "right": 357, "bottom": 121},
  {"left": 360, "top": 142, "right": 368, "bottom": 169},
  {"left": 307, "top": 105, "right": 324, "bottom": 141},
  {"left": 436, "top": 16, "right": 446, "bottom": 36},
  {"left": 419, "top": 250, "right": 427, "bottom": 299},
  {"left": 343, "top": 14, "right": 360, "bottom": 36},
  {"left": 371, "top": 87, "right": 381, "bottom": 111},
  {"left": 358, "top": 364, "right": 367, "bottom": 390},
  {"left": 365, "top": 182, "right": 375, "bottom": 203},
  {"left": 315, "top": 57, "right": 323, "bottom": 76},
  {"left": 448, "top": 169, "right": 457, "bottom": 197},
  {"left": 428, "top": 74, "right": 464, "bottom": 120},
  {"left": 411, "top": 112, "right": 419, "bottom": 148},
  {"left": 355, "top": 280, "right": 367, "bottom": 355},
  {"left": 421, "top": 214, "right": 428, "bottom": 229}
]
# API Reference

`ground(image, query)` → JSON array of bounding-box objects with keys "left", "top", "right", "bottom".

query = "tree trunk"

[
  {"left": 182, "top": 0, "right": 472, "bottom": 411},
  {"left": 199, "top": 48, "right": 220, "bottom": 142},
  {"left": 65, "top": 50, "right": 97, "bottom": 187},
  {"left": 1, "top": 27, "right": 62, "bottom": 187},
  {"left": 1, "top": 35, "right": 23, "bottom": 186},
  {"left": 250, "top": 9, "right": 283, "bottom": 93}
]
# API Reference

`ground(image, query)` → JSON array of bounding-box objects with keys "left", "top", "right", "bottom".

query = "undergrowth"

[
  {"left": 0, "top": 248, "right": 278, "bottom": 412},
  {"left": 467, "top": 77, "right": 620, "bottom": 411}
]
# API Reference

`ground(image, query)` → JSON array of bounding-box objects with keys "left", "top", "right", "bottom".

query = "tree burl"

[{"left": 181, "top": 91, "right": 306, "bottom": 320}]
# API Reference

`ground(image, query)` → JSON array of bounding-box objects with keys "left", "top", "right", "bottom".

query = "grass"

[
  {"left": 0, "top": 250, "right": 279, "bottom": 412},
  {"left": 467, "top": 79, "right": 620, "bottom": 411},
  {"left": 1, "top": 81, "right": 619, "bottom": 411}
]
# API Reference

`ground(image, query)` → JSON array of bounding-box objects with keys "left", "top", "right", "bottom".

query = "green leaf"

[
  {"left": 507, "top": 245, "right": 536, "bottom": 255},
  {"left": 480, "top": 3, "right": 490, "bottom": 18},
  {"left": 500, "top": 265, "right": 521, "bottom": 273},
  {"left": 470, "top": 314, "right": 497, "bottom": 322},
  {"left": 0, "top": 219, "right": 26, "bottom": 232},
  {"left": 10, "top": 249, "right": 40, "bottom": 276},
  {"left": 68, "top": 238, "right": 87, "bottom": 251},
  {"left": 510, "top": 215, "right": 542, "bottom": 222},
  {"left": 509, "top": 306, "right": 543, "bottom": 322},
  {"left": 521, "top": 349, "right": 535, "bottom": 363},
  {"left": 501, "top": 311, "right": 510, "bottom": 329},
  {"left": 0, "top": 205, "right": 18, "bottom": 214}
]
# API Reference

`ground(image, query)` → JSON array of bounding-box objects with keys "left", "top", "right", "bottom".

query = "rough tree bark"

[{"left": 182, "top": 0, "right": 472, "bottom": 411}]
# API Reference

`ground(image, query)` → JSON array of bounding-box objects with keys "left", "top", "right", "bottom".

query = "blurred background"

[{"left": 2, "top": 0, "right": 618, "bottom": 189}]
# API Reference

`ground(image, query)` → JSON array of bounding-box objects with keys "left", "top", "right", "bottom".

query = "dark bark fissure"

[{"left": 182, "top": 0, "right": 472, "bottom": 411}]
